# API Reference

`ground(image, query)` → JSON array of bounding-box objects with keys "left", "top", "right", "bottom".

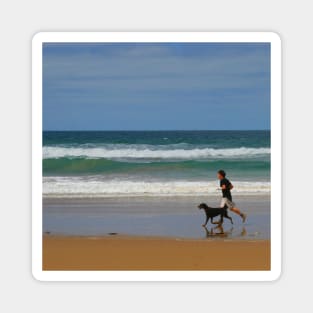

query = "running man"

[{"left": 217, "top": 170, "right": 247, "bottom": 223}]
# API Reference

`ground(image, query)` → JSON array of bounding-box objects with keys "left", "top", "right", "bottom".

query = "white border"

[{"left": 32, "top": 32, "right": 281, "bottom": 281}]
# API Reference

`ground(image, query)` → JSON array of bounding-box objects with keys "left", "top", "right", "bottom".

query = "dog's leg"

[
  {"left": 224, "top": 211, "right": 233, "bottom": 224},
  {"left": 211, "top": 218, "right": 220, "bottom": 225},
  {"left": 203, "top": 226, "right": 210, "bottom": 237},
  {"left": 218, "top": 214, "right": 224, "bottom": 225},
  {"left": 215, "top": 212, "right": 223, "bottom": 225},
  {"left": 202, "top": 214, "right": 209, "bottom": 227}
]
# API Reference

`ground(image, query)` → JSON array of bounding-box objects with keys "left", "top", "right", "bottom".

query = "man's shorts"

[{"left": 220, "top": 197, "right": 235, "bottom": 209}]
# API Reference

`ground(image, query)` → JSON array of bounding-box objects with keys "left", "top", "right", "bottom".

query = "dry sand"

[{"left": 43, "top": 236, "right": 270, "bottom": 271}]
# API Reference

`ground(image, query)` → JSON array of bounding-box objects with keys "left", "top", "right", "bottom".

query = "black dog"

[{"left": 198, "top": 203, "right": 233, "bottom": 226}]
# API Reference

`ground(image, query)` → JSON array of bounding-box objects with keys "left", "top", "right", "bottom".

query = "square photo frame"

[{"left": 32, "top": 32, "right": 281, "bottom": 281}]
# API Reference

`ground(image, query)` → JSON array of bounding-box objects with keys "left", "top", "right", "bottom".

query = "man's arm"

[{"left": 221, "top": 183, "right": 233, "bottom": 190}]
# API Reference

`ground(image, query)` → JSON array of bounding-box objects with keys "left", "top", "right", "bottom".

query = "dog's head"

[{"left": 198, "top": 203, "right": 209, "bottom": 210}]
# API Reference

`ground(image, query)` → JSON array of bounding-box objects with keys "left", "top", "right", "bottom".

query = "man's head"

[{"left": 217, "top": 170, "right": 226, "bottom": 180}]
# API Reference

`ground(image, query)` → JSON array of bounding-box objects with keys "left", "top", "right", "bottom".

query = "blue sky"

[{"left": 43, "top": 42, "right": 270, "bottom": 130}]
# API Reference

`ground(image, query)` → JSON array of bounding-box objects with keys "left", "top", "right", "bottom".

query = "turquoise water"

[{"left": 43, "top": 131, "right": 270, "bottom": 197}]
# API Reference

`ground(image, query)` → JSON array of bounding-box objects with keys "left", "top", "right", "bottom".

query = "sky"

[{"left": 43, "top": 42, "right": 270, "bottom": 130}]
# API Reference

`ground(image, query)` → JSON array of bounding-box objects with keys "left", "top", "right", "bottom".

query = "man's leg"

[
  {"left": 230, "top": 206, "right": 242, "bottom": 215},
  {"left": 220, "top": 198, "right": 226, "bottom": 208},
  {"left": 226, "top": 200, "right": 247, "bottom": 223}
]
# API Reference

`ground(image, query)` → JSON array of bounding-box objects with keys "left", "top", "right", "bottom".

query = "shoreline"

[
  {"left": 43, "top": 195, "right": 270, "bottom": 239},
  {"left": 43, "top": 235, "right": 270, "bottom": 270}
]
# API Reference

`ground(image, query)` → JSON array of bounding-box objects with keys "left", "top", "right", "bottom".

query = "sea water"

[{"left": 43, "top": 130, "right": 270, "bottom": 198}]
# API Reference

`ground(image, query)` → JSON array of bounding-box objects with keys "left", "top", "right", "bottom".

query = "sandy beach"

[
  {"left": 43, "top": 235, "right": 270, "bottom": 270},
  {"left": 43, "top": 195, "right": 270, "bottom": 270}
]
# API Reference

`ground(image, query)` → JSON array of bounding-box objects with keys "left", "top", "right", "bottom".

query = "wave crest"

[
  {"left": 43, "top": 146, "right": 270, "bottom": 160},
  {"left": 43, "top": 178, "right": 270, "bottom": 197}
]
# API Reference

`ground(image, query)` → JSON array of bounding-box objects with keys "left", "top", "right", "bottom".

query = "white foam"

[
  {"left": 43, "top": 146, "right": 270, "bottom": 160},
  {"left": 43, "top": 178, "right": 270, "bottom": 198}
]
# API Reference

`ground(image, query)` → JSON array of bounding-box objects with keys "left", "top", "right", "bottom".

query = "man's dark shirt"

[{"left": 220, "top": 178, "right": 232, "bottom": 201}]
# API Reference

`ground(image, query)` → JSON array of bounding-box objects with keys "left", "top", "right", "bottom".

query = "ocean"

[{"left": 43, "top": 130, "right": 270, "bottom": 198}]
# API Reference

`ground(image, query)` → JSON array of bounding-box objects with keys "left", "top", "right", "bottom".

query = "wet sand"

[
  {"left": 43, "top": 235, "right": 270, "bottom": 270},
  {"left": 43, "top": 195, "right": 270, "bottom": 239}
]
